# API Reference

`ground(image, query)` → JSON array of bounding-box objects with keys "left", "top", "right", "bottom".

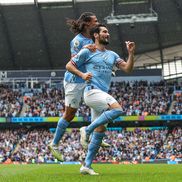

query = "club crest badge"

[{"left": 73, "top": 40, "right": 80, "bottom": 48}]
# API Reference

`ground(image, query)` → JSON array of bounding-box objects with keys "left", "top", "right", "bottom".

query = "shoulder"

[
  {"left": 74, "top": 48, "right": 90, "bottom": 57},
  {"left": 71, "top": 34, "right": 82, "bottom": 48},
  {"left": 80, "top": 48, "right": 90, "bottom": 54},
  {"left": 106, "top": 50, "right": 119, "bottom": 57}
]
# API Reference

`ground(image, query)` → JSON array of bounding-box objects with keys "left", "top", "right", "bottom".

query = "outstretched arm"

[{"left": 118, "top": 41, "right": 135, "bottom": 73}]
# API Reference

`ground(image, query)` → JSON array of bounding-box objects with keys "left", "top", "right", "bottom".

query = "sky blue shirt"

[
  {"left": 64, "top": 33, "right": 94, "bottom": 83},
  {"left": 72, "top": 48, "right": 123, "bottom": 93}
]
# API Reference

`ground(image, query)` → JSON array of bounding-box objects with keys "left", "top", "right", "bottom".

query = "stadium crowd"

[
  {"left": 0, "top": 129, "right": 22, "bottom": 162},
  {"left": 172, "top": 93, "right": 182, "bottom": 115},
  {"left": 0, "top": 80, "right": 181, "bottom": 164},
  {"left": 0, "top": 80, "right": 181, "bottom": 118},
  {"left": 1, "top": 80, "right": 179, "bottom": 118},
  {"left": 23, "top": 88, "right": 65, "bottom": 117},
  {"left": 109, "top": 80, "right": 172, "bottom": 116},
  {"left": 0, "top": 127, "right": 181, "bottom": 163},
  {"left": 0, "top": 86, "right": 23, "bottom": 117}
]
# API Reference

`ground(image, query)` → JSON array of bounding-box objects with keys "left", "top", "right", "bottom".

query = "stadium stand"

[
  {"left": 0, "top": 80, "right": 180, "bottom": 118},
  {"left": 0, "top": 127, "right": 181, "bottom": 164},
  {"left": 0, "top": 80, "right": 181, "bottom": 164},
  {"left": 0, "top": 85, "right": 23, "bottom": 117},
  {"left": 0, "top": 0, "right": 181, "bottom": 167}
]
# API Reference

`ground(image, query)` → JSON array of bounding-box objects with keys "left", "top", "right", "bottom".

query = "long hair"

[{"left": 66, "top": 12, "right": 96, "bottom": 34}]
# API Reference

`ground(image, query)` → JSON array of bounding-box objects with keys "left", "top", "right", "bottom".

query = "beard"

[
  {"left": 99, "top": 39, "right": 109, "bottom": 45},
  {"left": 99, "top": 36, "right": 109, "bottom": 45}
]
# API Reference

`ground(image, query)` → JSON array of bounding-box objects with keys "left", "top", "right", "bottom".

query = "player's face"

[
  {"left": 98, "top": 27, "right": 110, "bottom": 45},
  {"left": 88, "top": 16, "right": 99, "bottom": 29}
]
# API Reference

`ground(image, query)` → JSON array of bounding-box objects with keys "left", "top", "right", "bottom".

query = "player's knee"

[
  {"left": 63, "top": 107, "right": 77, "bottom": 121},
  {"left": 113, "top": 108, "right": 123, "bottom": 115},
  {"left": 105, "top": 108, "right": 123, "bottom": 121},
  {"left": 94, "top": 125, "right": 106, "bottom": 133}
]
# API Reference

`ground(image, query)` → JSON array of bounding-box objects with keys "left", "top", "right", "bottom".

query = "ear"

[
  {"left": 94, "top": 32, "right": 99, "bottom": 39},
  {"left": 85, "top": 22, "right": 90, "bottom": 26}
]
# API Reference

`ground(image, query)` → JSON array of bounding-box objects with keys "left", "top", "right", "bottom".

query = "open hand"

[{"left": 84, "top": 44, "right": 96, "bottom": 52}]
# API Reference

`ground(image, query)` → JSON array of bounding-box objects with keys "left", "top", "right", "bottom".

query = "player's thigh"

[
  {"left": 64, "top": 81, "right": 85, "bottom": 108},
  {"left": 84, "top": 89, "right": 118, "bottom": 113},
  {"left": 90, "top": 108, "right": 102, "bottom": 122}
]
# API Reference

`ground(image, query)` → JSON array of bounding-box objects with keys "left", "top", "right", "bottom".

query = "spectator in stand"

[
  {"left": 172, "top": 93, "right": 182, "bottom": 115},
  {"left": 0, "top": 86, "right": 22, "bottom": 117}
]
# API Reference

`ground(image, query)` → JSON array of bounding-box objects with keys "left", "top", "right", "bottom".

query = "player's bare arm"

[
  {"left": 118, "top": 41, "right": 135, "bottom": 73},
  {"left": 66, "top": 61, "right": 93, "bottom": 81}
]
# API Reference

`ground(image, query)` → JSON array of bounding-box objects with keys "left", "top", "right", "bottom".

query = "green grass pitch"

[{"left": 0, "top": 164, "right": 182, "bottom": 182}]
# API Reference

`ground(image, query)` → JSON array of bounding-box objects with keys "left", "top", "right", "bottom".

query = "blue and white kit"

[
  {"left": 72, "top": 48, "right": 124, "bottom": 118},
  {"left": 64, "top": 33, "right": 93, "bottom": 108}
]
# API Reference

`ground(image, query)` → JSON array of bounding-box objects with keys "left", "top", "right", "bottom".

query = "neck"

[
  {"left": 81, "top": 30, "right": 91, "bottom": 38},
  {"left": 95, "top": 43, "right": 106, "bottom": 51}
]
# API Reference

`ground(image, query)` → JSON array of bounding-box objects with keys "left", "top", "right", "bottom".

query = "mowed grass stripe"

[{"left": 0, "top": 164, "right": 182, "bottom": 182}]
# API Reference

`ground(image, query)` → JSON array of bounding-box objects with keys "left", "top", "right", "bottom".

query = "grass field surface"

[{"left": 0, "top": 164, "right": 182, "bottom": 182}]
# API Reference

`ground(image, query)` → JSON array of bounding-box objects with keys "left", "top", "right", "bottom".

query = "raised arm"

[{"left": 118, "top": 41, "right": 135, "bottom": 73}]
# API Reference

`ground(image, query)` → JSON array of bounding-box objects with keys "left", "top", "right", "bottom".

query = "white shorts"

[
  {"left": 84, "top": 89, "right": 117, "bottom": 121},
  {"left": 64, "top": 81, "right": 86, "bottom": 108}
]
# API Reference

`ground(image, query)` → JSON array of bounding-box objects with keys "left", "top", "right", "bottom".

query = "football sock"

[
  {"left": 86, "top": 109, "right": 122, "bottom": 135},
  {"left": 52, "top": 118, "right": 70, "bottom": 145},
  {"left": 85, "top": 132, "right": 105, "bottom": 168}
]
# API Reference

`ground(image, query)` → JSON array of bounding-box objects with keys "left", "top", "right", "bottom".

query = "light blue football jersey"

[
  {"left": 64, "top": 33, "right": 94, "bottom": 83},
  {"left": 72, "top": 48, "right": 123, "bottom": 92}
]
